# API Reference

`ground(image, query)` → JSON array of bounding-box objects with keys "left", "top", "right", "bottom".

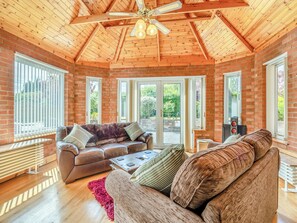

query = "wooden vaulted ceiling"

[{"left": 0, "top": 0, "right": 297, "bottom": 68}]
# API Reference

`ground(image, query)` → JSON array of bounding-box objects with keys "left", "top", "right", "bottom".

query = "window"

[
  {"left": 118, "top": 80, "right": 130, "bottom": 123},
  {"left": 86, "top": 77, "right": 102, "bottom": 124},
  {"left": 14, "top": 53, "right": 65, "bottom": 139},
  {"left": 192, "top": 77, "right": 205, "bottom": 129},
  {"left": 265, "top": 53, "right": 287, "bottom": 140},
  {"left": 224, "top": 72, "right": 241, "bottom": 124}
]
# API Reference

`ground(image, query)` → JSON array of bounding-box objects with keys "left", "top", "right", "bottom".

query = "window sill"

[
  {"left": 14, "top": 132, "right": 56, "bottom": 143},
  {"left": 272, "top": 138, "right": 288, "bottom": 146}
]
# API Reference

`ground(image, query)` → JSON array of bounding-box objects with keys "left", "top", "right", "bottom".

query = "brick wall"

[
  {"left": 254, "top": 27, "right": 297, "bottom": 151},
  {"left": 74, "top": 65, "right": 109, "bottom": 124},
  {"left": 0, "top": 47, "right": 14, "bottom": 145},
  {"left": 214, "top": 56, "right": 255, "bottom": 142}
]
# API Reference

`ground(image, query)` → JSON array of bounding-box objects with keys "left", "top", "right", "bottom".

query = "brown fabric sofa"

[
  {"left": 56, "top": 122, "right": 153, "bottom": 184},
  {"left": 106, "top": 129, "right": 279, "bottom": 223}
]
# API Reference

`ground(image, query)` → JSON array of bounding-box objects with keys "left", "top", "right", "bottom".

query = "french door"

[{"left": 137, "top": 80, "right": 184, "bottom": 147}]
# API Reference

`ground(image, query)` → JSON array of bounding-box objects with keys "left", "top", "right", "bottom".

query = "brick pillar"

[{"left": 0, "top": 47, "right": 14, "bottom": 145}]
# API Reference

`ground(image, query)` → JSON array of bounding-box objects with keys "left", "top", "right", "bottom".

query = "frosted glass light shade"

[
  {"left": 135, "top": 19, "right": 146, "bottom": 30},
  {"left": 135, "top": 29, "right": 146, "bottom": 39},
  {"left": 146, "top": 24, "right": 158, "bottom": 36}
]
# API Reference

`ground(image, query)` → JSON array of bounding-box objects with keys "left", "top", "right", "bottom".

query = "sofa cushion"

[
  {"left": 120, "top": 141, "right": 147, "bottom": 153},
  {"left": 101, "top": 143, "right": 128, "bottom": 159},
  {"left": 63, "top": 124, "right": 93, "bottom": 149},
  {"left": 124, "top": 122, "right": 144, "bottom": 141},
  {"left": 170, "top": 141, "right": 255, "bottom": 209},
  {"left": 96, "top": 138, "right": 117, "bottom": 146},
  {"left": 241, "top": 129, "right": 272, "bottom": 161},
  {"left": 130, "top": 144, "right": 185, "bottom": 195},
  {"left": 75, "top": 147, "right": 105, "bottom": 165}
]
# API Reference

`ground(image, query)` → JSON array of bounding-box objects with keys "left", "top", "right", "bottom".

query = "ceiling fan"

[{"left": 108, "top": 0, "right": 182, "bottom": 39}]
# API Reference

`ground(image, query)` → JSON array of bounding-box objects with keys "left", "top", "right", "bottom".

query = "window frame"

[
  {"left": 191, "top": 76, "right": 206, "bottom": 130},
  {"left": 14, "top": 53, "right": 66, "bottom": 140},
  {"left": 86, "top": 77, "right": 102, "bottom": 124},
  {"left": 264, "top": 53, "right": 288, "bottom": 140},
  {"left": 117, "top": 80, "right": 130, "bottom": 123},
  {"left": 224, "top": 71, "right": 242, "bottom": 124}
]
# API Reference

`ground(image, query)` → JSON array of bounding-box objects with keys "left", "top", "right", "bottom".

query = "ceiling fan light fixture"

[
  {"left": 135, "top": 19, "right": 146, "bottom": 31},
  {"left": 135, "top": 29, "right": 146, "bottom": 39},
  {"left": 146, "top": 24, "right": 158, "bottom": 36}
]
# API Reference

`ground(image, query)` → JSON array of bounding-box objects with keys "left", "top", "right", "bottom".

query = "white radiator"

[
  {"left": 279, "top": 153, "right": 297, "bottom": 193},
  {"left": 0, "top": 139, "right": 46, "bottom": 180}
]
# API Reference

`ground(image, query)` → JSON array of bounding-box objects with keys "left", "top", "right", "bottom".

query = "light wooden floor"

[{"left": 0, "top": 162, "right": 296, "bottom": 223}]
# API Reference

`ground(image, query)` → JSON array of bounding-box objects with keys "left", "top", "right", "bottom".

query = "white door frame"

[
  {"left": 223, "top": 71, "right": 242, "bottom": 124},
  {"left": 136, "top": 79, "right": 185, "bottom": 147}
]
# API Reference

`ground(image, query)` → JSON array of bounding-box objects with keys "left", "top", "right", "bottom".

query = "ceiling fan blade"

[
  {"left": 150, "top": 19, "right": 170, "bottom": 35},
  {"left": 130, "top": 25, "right": 137, "bottom": 36},
  {"left": 108, "top": 12, "right": 138, "bottom": 17},
  {"left": 136, "top": 0, "right": 145, "bottom": 10},
  {"left": 152, "top": 1, "right": 182, "bottom": 15}
]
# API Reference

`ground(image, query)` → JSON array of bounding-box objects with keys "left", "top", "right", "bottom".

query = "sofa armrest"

[
  {"left": 106, "top": 170, "right": 205, "bottom": 223},
  {"left": 56, "top": 141, "right": 79, "bottom": 156},
  {"left": 137, "top": 132, "right": 153, "bottom": 149}
]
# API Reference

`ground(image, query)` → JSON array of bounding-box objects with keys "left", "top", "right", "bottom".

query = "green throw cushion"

[
  {"left": 130, "top": 144, "right": 185, "bottom": 195},
  {"left": 124, "top": 122, "right": 144, "bottom": 141},
  {"left": 63, "top": 124, "right": 93, "bottom": 149},
  {"left": 224, "top": 134, "right": 241, "bottom": 144}
]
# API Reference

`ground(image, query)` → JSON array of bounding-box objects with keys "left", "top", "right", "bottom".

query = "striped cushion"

[
  {"left": 124, "top": 122, "right": 144, "bottom": 141},
  {"left": 130, "top": 144, "right": 185, "bottom": 195},
  {"left": 63, "top": 124, "right": 93, "bottom": 149}
]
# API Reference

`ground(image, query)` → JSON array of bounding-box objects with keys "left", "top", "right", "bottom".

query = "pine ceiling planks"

[{"left": 0, "top": 0, "right": 297, "bottom": 66}]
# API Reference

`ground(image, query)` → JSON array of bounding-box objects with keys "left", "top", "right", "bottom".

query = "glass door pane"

[
  {"left": 86, "top": 77, "right": 101, "bottom": 124},
  {"left": 139, "top": 83, "right": 157, "bottom": 142},
  {"left": 224, "top": 73, "right": 241, "bottom": 123},
  {"left": 163, "top": 83, "right": 181, "bottom": 144},
  {"left": 276, "top": 63, "right": 285, "bottom": 137},
  {"left": 119, "top": 81, "right": 129, "bottom": 122}
]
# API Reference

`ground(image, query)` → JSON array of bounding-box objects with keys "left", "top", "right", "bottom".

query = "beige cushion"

[
  {"left": 130, "top": 144, "right": 185, "bottom": 195},
  {"left": 224, "top": 134, "right": 241, "bottom": 144},
  {"left": 241, "top": 129, "right": 272, "bottom": 161},
  {"left": 124, "top": 122, "right": 144, "bottom": 141},
  {"left": 63, "top": 124, "right": 93, "bottom": 149},
  {"left": 170, "top": 141, "right": 255, "bottom": 209}
]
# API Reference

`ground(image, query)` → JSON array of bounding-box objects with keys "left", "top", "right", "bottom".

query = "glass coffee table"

[{"left": 109, "top": 150, "right": 159, "bottom": 174}]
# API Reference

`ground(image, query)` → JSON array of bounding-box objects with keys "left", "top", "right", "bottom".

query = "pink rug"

[{"left": 88, "top": 177, "right": 114, "bottom": 221}]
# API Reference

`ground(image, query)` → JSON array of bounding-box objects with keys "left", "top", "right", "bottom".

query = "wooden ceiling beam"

[
  {"left": 112, "top": 0, "right": 135, "bottom": 62},
  {"left": 216, "top": 10, "right": 254, "bottom": 52},
  {"left": 70, "top": 1, "right": 249, "bottom": 25},
  {"left": 105, "top": 16, "right": 211, "bottom": 29},
  {"left": 78, "top": 0, "right": 93, "bottom": 15},
  {"left": 105, "top": 0, "right": 120, "bottom": 13},
  {"left": 113, "top": 28, "right": 128, "bottom": 62},
  {"left": 187, "top": 17, "right": 210, "bottom": 60},
  {"left": 75, "top": 25, "right": 102, "bottom": 62},
  {"left": 75, "top": 0, "right": 119, "bottom": 62}
]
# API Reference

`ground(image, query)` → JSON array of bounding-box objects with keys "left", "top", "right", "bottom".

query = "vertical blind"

[{"left": 14, "top": 54, "right": 65, "bottom": 139}]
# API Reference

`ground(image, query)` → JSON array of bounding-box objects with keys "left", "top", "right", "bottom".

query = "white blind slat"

[{"left": 14, "top": 55, "right": 65, "bottom": 139}]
